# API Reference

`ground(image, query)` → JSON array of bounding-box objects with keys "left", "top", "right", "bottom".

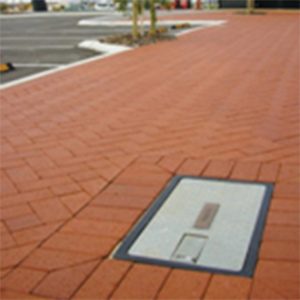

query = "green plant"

[
  {"left": 114, "top": 0, "right": 159, "bottom": 40},
  {"left": 114, "top": 0, "right": 128, "bottom": 11},
  {"left": 0, "top": 3, "right": 9, "bottom": 12}
]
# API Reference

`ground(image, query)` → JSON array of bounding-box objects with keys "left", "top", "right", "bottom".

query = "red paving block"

[
  {"left": 269, "top": 198, "right": 299, "bottom": 212},
  {"left": 0, "top": 204, "right": 33, "bottom": 221},
  {"left": 1, "top": 190, "right": 53, "bottom": 208},
  {"left": 77, "top": 205, "right": 142, "bottom": 224},
  {"left": 251, "top": 277, "right": 300, "bottom": 299},
  {"left": 260, "top": 240, "right": 299, "bottom": 261},
  {"left": 0, "top": 174, "right": 18, "bottom": 196},
  {"left": 6, "top": 165, "right": 39, "bottom": 184},
  {"left": 136, "top": 155, "right": 162, "bottom": 164},
  {"left": 30, "top": 198, "right": 71, "bottom": 223},
  {"left": 94, "top": 164, "right": 122, "bottom": 181},
  {"left": 250, "top": 279, "right": 285, "bottom": 300},
  {"left": 0, "top": 268, "right": 12, "bottom": 279},
  {"left": 258, "top": 162, "right": 280, "bottom": 182},
  {"left": 12, "top": 222, "right": 62, "bottom": 245},
  {"left": 158, "top": 155, "right": 186, "bottom": 173},
  {"left": 157, "top": 269, "right": 210, "bottom": 299},
  {"left": 44, "top": 147, "right": 73, "bottom": 161},
  {"left": 26, "top": 156, "right": 56, "bottom": 171},
  {"left": 22, "top": 248, "right": 99, "bottom": 271},
  {"left": 111, "top": 264, "right": 170, "bottom": 299},
  {"left": 103, "top": 183, "right": 161, "bottom": 198},
  {"left": 69, "top": 169, "right": 100, "bottom": 182},
  {"left": 5, "top": 214, "right": 42, "bottom": 232},
  {"left": 114, "top": 172, "right": 170, "bottom": 187},
  {"left": 33, "top": 261, "right": 97, "bottom": 299},
  {"left": 204, "top": 275, "right": 252, "bottom": 299},
  {"left": 255, "top": 260, "right": 299, "bottom": 282},
  {"left": 42, "top": 232, "right": 116, "bottom": 256},
  {"left": 1, "top": 159, "right": 26, "bottom": 169},
  {"left": 37, "top": 164, "right": 86, "bottom": 179},
  {"left": 51, "top": 182, "right": 82, "bottom": 197},
  {"left": 0, "top": 221, "right": 7, "bottom": 232},
  {"left": 203, "top": 160, "right": 234, "bottom": 178},
  {"left": 278, "top": 164, "right": 300, "bottom": 183},
  {"left": 59, "top": 192, "right": 90, "bottom": 214},
  {"left": 266, "top": 211, "right": 299, "bottom": 226},
  {"left": 263, "top": 225, "right": 299, "bottom": 242},
  {"left": 1, "top": 243, "right": 38, "bottom": 269},
  {"left": 92, "top": 193, "right": 153, "bottom": 210},
  {"left": 61, "top": 219, "right": 130, "bottom": 239},
  {"left": 1, "top": 267, "right": 46, "bottom": 293},
  {"left": 274, "top": 183, "right": 299, "bottom": 198},
  {"left": 176, "top": 159, "right": 209, "bottom": 176},
  {"left": 0, "top": 290, "right": 49, "bottom": 300},
  {"left": 16, "top": 176, "right": 74, "bottom": 193},
  {"left": 74, "top": 260, "right": 131, "bottom": 300},
  {"left": 78, "top": 178, "right": 107, "bottom": 196},
  {"left": 0, "top": 231, "right": 16, "bottom": 249},
  {"left": 230, "top": 161, "right": 261, "bottom": 181}
]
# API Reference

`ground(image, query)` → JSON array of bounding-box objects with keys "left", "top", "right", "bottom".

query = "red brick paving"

[{"left": 1, "top": 11, "right": 299, "bottom": 300}]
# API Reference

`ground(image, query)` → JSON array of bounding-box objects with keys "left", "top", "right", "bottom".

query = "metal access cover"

[{"left": 114, "top": 176, "right": 273, "bottom": 277}]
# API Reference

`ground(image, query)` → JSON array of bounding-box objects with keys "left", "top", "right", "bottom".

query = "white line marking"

[
  {"left": 0, "top": 37, "right": 98, "bottom": 40},
  {"left": 0, "top": 11, "right": 120, "bottom": 19},
  {"left": 1, "top": 46, "right": 75, "bottom": 50},
  {"left": 13, "top": 63, "right": 63, "bottom": 68}
]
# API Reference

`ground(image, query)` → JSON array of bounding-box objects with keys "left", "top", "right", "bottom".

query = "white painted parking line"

[
  {"left": 1, "top": 46, "right": 75, "bottom": 50},
  {"left": 13, "top": 63, "right": 63, "bottom": 68},
  {"left": 0, "top": 11, "right": 119, "bottom": 19},
  {"left": 1, "top": 36, "right": 100, "bottom": 40}
]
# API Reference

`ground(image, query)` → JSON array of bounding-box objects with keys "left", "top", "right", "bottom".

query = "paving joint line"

[{"left": 0, "top": 159, "right": 135, "bottom": 280}]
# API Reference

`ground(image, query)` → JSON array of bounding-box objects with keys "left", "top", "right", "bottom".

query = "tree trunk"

[
  {"left": 149, "top": 0, "right": 157, "bottom": 37},
  {"left": 140, "top": 0, "right": 145, "bottom": 36},
  {"left": 247, "top": 0, "right": 255, "bottom": 13},
  {"left": 132, "top": 0, "right": 139, "bottom": 40}
]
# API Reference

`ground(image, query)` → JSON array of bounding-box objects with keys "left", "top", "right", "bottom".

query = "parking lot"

[{"left": 0, "top": 12, "right": 130, "bottom": 84}]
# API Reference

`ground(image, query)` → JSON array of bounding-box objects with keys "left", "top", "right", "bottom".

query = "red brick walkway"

[{"left": 1, "top": 12, "right": 299, "bottom": 300}]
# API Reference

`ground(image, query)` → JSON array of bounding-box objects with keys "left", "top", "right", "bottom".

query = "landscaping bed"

[{"left": 99, "top": 23, "right": 192, "bottom": 47}]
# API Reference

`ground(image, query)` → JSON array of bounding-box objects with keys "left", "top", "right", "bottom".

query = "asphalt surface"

[{"left": 0, "top": 12, "right": 131, "bottom": 84}]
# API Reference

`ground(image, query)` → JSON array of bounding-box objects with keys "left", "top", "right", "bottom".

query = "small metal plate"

[
  {"left": 172, "top": 234, "right": 207, "bottom": 263},
  {"left": 114, "top": 176, "right": 273, "bottom": 277},
  {"left": 194, "top": 203, "right": 220, "bottom": 229}
]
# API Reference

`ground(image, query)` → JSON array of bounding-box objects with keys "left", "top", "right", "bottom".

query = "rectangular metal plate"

[
  {"left": 114, "top": 176, "right": 273, "bottom": 277},
  {"left": 172, "top": 234, "right": 207, "bottom": 263},
  {"left": 194, "top": 203, "right": 220, "bottom": 229}
]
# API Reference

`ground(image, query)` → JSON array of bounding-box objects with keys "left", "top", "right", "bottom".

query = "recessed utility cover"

[{"left": 114, "top": 176, "right": 273, "bottom": 277}]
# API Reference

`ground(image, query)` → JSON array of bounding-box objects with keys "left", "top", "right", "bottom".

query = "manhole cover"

[{"left": 114, "top": 176, "right": 273, "bottom": 277}]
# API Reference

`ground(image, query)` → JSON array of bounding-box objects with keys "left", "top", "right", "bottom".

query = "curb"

[
  {"left": 78, "top": 19, "right": 226, "bottom": 27},
  {"left": 78, "top": 40, "right": 131, "bottom": 53}
]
